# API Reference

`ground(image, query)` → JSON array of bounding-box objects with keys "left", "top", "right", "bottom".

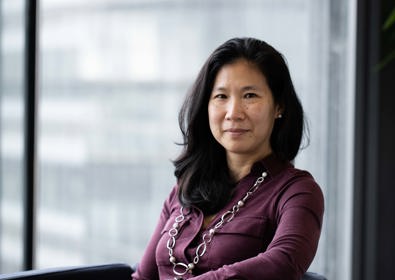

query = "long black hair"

[{"left": 173, "top": 37, "right": 305, "bottom": 215}]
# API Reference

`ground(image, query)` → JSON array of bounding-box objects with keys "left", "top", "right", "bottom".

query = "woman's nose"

[{"left": 225, "top": 98, "right": 245, "bottom": 120}]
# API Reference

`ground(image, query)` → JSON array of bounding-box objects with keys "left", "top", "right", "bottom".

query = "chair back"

[
  {"left": 0, "top": 263, "right": 326, "bottom": 280},
  {"left": 0, "top": 263, "right": 132, "bottom": 280},
  {"left": 302, "top": 271, "right": 327, "bottom": 280}
]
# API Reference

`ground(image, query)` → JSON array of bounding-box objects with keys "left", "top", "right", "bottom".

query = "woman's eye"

[
  {"left": 213, "top": 94, "right": 227, "bottom": 99},
  {"left": 245, "top": 93, "right": 257, "bottom": 98}
]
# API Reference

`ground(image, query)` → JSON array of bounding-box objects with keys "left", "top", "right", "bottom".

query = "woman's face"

[{"left": 208, "top": 59, "right": 281, "bottom": 162}]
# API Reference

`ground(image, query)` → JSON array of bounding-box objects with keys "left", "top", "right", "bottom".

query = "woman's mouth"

[{"left": 225, "top": 128, "right": 249, "bottom": 136}]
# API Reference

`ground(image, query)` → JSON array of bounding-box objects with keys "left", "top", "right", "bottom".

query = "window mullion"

[{"left": 23, "top": 0, "right": 38, "bottom": 271}]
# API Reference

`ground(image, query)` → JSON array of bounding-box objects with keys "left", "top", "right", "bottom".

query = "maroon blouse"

[{"left": 132, "top": 155, "right": 324, "bottom": 280}]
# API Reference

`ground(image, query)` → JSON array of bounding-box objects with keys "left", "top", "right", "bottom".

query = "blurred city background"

[{"left": 1, "top": 0, "right": 356, "bottom": 279}]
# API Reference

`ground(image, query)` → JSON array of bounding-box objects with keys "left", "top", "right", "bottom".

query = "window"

[
  {"left": 0, "top": 0, "right": 26, "bottom": 273},
  {"left": 1, "top": 1, "right": 356, "bottom": 279}
]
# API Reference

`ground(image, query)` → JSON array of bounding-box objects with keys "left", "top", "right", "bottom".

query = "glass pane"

[
  {"left": 37, "top": 1, "right": 356, "bottom": 279},
  {"left": 0, "top": 0, "right": 26, "bottom": 273}
]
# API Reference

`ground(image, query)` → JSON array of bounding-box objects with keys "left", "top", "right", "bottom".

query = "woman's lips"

[{"left": 225, "top": 128, "right": 249, "bottom": 136}]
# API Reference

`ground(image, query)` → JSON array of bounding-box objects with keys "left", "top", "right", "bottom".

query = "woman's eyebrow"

[
  {"left": 242, "top": 85, "right": 259, "bottom": 91},
  {"left": 212, "top": 86, "right": 227, "bottom": 92},
  {"left": 213, "top": 85, "right": 260, "bottom": 92}
]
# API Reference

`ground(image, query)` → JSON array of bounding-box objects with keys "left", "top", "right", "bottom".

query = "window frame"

[{"left": 23, "top": 0, "right": 38, "bottom": 270}]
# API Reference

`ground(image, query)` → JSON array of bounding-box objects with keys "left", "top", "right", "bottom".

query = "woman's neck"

[
  {"left": 227, "top": 151, "right": 272, "bottom": 182},
  {"left": 227, "top": 156, "right": 256, "bottom": 182}
]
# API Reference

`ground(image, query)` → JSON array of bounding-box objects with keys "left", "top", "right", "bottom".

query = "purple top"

[{"left": 132, "top": 155, "right": 324, "bottom": 280}]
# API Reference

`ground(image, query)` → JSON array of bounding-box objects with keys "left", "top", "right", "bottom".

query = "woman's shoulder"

[
  {"left": 279, "top": 164, "right": 320, "bottom": 188},
  {"left": 275, "top": 165, "right": 324, "bottom": 211},
  {"left": 258, "top": 155, "right": 323, "bottom": 197}
]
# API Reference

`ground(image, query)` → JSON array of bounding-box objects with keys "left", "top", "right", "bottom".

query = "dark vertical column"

[
  {"left": 353, "top": 0, "right": 395, "bottom": 279},
  {"left": 353, "top": 0, "right": 379, "bottom": 279},
  {"left": 23, "top": 0, "right": 38, "bottom": 270},
  {"left": 376, "top": 2, "right": 395, "bottom": 278},
  {"left": 377, "top": 59, "right": 395, "bottom": 280}
]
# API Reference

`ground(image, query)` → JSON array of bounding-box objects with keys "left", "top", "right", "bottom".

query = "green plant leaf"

[
  {"left": 375, "top": 49, "right": 395, "bottom": 71},
  {"left": 383, "top": 7, "right": 395, "bottom": 30}
]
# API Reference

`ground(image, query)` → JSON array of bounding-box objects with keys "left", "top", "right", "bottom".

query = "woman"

[{"left": 132, "top": 37, "right": 324, "bottom": 280}]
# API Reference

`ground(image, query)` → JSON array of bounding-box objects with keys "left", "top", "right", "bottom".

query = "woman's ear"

[{"left": 275, "top": 105, "right": 284, "bottom": 119}]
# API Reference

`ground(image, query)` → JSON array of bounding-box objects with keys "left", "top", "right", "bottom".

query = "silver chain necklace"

[{"left": 166, "top": 171, "right": 268, "bottom": 279}]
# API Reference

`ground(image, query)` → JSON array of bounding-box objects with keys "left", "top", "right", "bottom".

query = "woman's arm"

[{"left": 190, "top": 180, "right": 324, "bottom": 280}]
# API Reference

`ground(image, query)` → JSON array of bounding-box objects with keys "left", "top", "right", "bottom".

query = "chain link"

[{"left": 166, "top": 171, "right": 267, "bottom": 277}]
